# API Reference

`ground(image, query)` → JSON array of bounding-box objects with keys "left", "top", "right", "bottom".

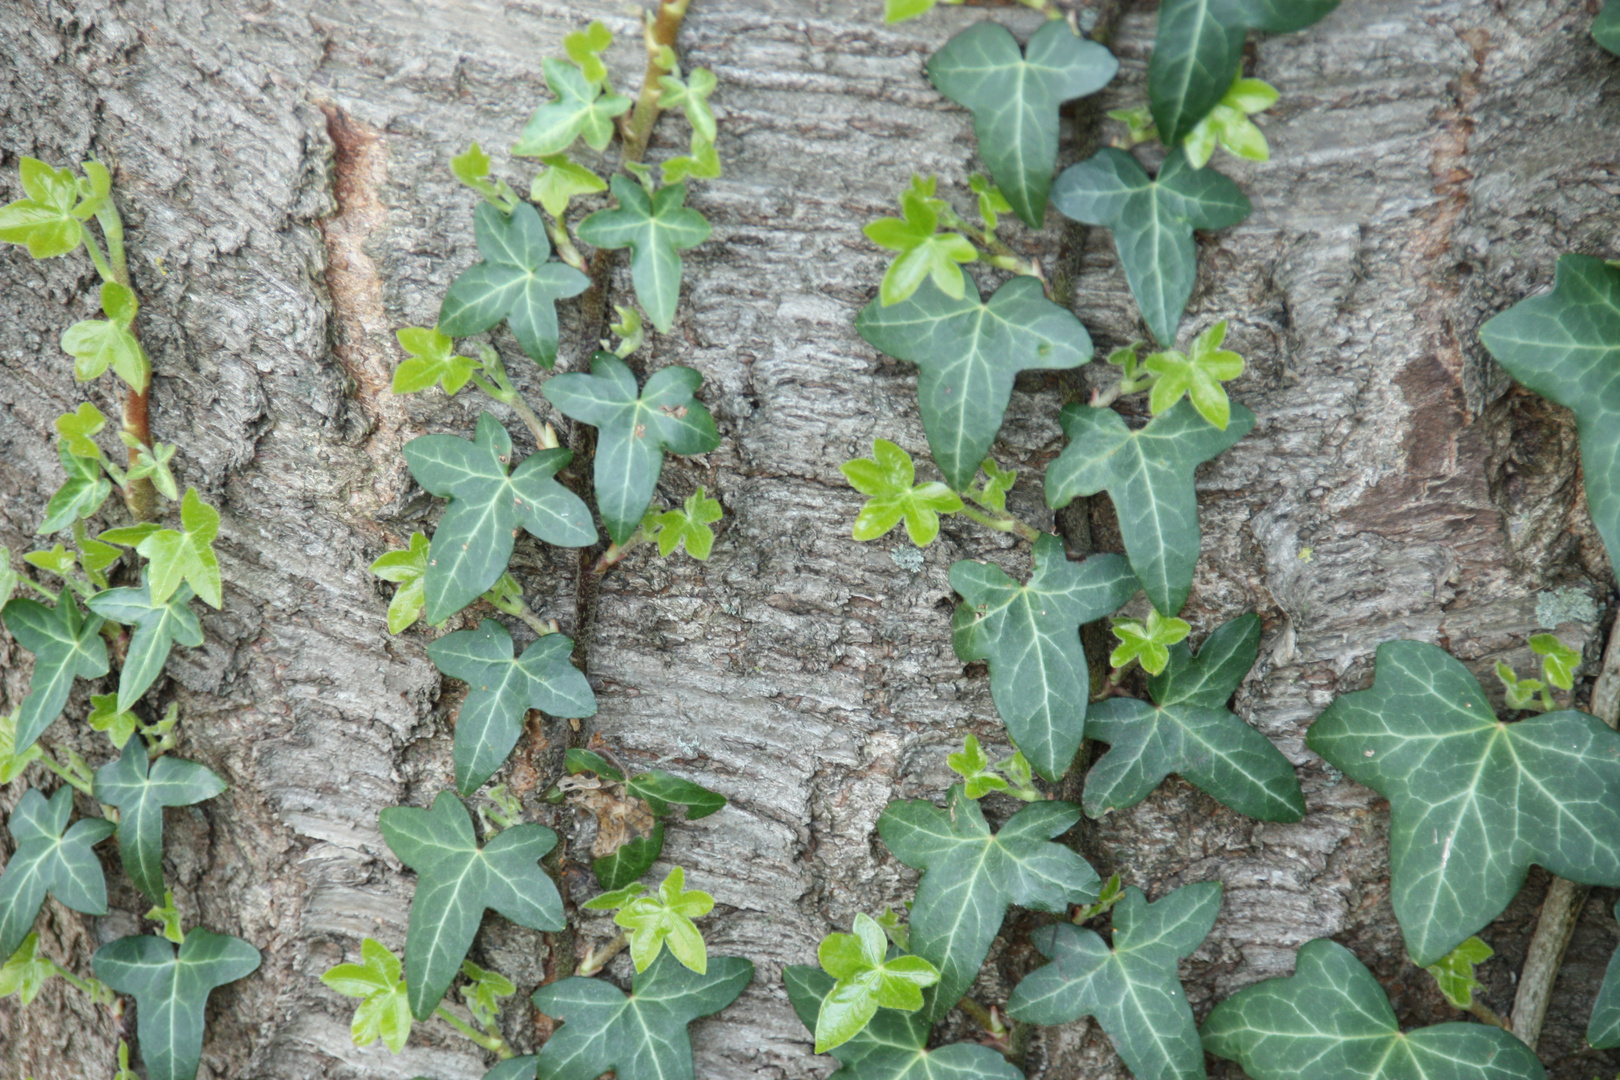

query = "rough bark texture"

[{"left": 1, "top": 1, "right": 1618, "bottom": 1078}]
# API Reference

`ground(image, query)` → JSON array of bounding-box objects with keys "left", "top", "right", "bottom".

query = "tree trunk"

[{"left": 1, "top": 0, "right": 1617, "bottom": 1078}]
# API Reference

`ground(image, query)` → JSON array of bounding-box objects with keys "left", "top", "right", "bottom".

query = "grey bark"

[{"left": 0, "top": 1, "right": 1617, "bottom": 1078}]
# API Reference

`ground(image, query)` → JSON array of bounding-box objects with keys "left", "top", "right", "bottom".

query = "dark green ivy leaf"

[
  {"left": 950, "top": 535, "right": 1138, "bottom": 779},
  {"left": 1591, "top": 901, "right": 1620, "bottom": 1048},
  {"left": 86, "top": 580, "right": 203, "bottom": 712},
  {"left": 0, "top": 787, "right": 114, "bottom": 964},
  {"left": 482, "top": 1059, "right": 539, "bottom": 1080},
  {"left": 1202, "top": 938, "right": 1543, "bottom": 1080},
  {"left": 531, "top": 949, "right": 753, "bottom": 1080},
  {"left": 576, "top": 178, "right": 711, "bottom": 333},
  {"left": 543, "top": 352, "right": 720, "bottom": 544},
  {"left": 1307, "top": 639, "right": 1620, "bottom": 966},
  {"left": 856, "top": 276, "right": 1092, "bottom": 490},
  {"left": 94, "top": 739, "right": 227, "bottom": 901},
  {"left": 927, "top": 21, "right": 1117, "bottom": 227},
  {"left": 1051, "top": 148, "right": 1249, "bottom": 347},
  {"left": 593, "top": 823, "right": 664, "bottom": 892},
  {"left": 1598, "top": 0, "right": 1620, "bottom": 54},
  {"left": 1, "top": 592, "right": 109, "bottom": 755},
  {"left": 427, "top": 619, "right": 596, "bottom": 795},
  {"left": 1009, "top": 883, "right": 1219, "bottom": 1080},
  {"left": 1086, "top": 614, "right": 1303, "bottom": 821},
  {"left": 627, "top": 770, "right": 726, "bottom": 819},
  {"left": 93, "top": 930, "right": 262, "bottom": 1080},
  {"left": 380, "top": 790, "right": 565, "bottom": 1018},
  {"left": 39, "top": 440, "right": 112, "bottom": 534},
  {"left": 403, "top": 413, "right": 596, "bottom": 622},
  {"left": 877, "top": 786, "right": 1101, "bottom": 1021},
  {"left": 438, "top": 202, "right": 590, "bottom": 366},
  {"left": 1045, "top": 400, "right": 1253, "bottom": 616}
]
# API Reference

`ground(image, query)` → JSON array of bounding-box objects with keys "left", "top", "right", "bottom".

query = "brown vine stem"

[
  {"left": 92, "top": 200, "right": 158, "bottom": 520},
  {"left": 1510, "top": 618, "right": 1620, "bottom": 1048}
]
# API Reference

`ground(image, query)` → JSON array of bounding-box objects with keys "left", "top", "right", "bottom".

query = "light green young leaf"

[
  {"left": 379, "top": 790, "right": 565, "bottom": 1018},
  {"left": 1088, "top": 614, "right": 1304, "bottom": 821},
  {"left": 392, "top": 327, "right": 478, "bottom": 395},
  {"left": 530, "top": 950, "right": 753, "bottom": 1080},
  {"left": 0, "top": 548, "right": 15, "bottom": 610},
  {"left": 577, "top": 178, "right": 711, "bottom": 333},
  {"left": 613, "top": 866, "right": 715, "bottom": 974},
  {"left": 322, "top": 938, "right": 414, "bottom": 1053},
  {"left": 1590, "top": 902, "right": 1620, "bottom": 1048},
  {"left": 1108, "top": 608, "right": 1191, "bottom": 677},
  {"left": 969, "top": 173, "right": 1013, "bottom": 232},
  {"left": 115, "top": 488, "right": 223, "bottom": 608},
  {"left": 146, "top": 890, "right": 185, "bottom": 944},
  {"left": 1529, "top": 632, "right": 1579, "bottom": 691},
  {"left": 125, "top": 440, "right": 179, "bottom": 502},
  {"left": 878, "top": 788, "right": 1100, "bottom": 1020},
  {"left": 86, "top": 578, "right": 203, "bottom": 712},
  {"left": 1480, "top": 256, "right": 1620, "bottom": 579},
  {"left": 658, "top": 68, "right": 718, "bottom": 143},
  {"left": 529, "top": 154, "right": 607, "bottom": 219},
  {"left": 61, "top": 281, "right": 147, "bottom": 388},
  {"left": 1009, "top": 883, "right": 1221, "bottom": 1080},
  {"left": 93, "top": 931, "right": 262, "bottom": 1080},
  {"left": 1598, "top": 0, "right": 1620, "bottom": 54},
  {"left": 0, "top": 157, "right": 86, "bottom": 259},
  {"left": 87, "top": 694, "right": 140, "bottom": 749},
  {"left": 974, "top": 458, "right": 1017, "bottom": 513},
  {"left": 857, "top": 276, "right": 1092, "bottom": 490},
  {"left": 839, "top": 439, "right": 963, "bottom": 547},
  {"left": 660, "top": 132, "right": 722, "bottom": 186},
  {"left": 0, "top": 787, "right": 115, "bottom": 964},
  {"left": 403, "top": 413, "right": 596, "bottom": 621},
  {"left": 564, "top": 20, "right": 614, "bottom": 85},
  {"left": 647, "top": 486, "right": 723, "bottom": 559},
  {"left": 950, "top": 535, "right": 1138, "bottom": 778},
  {"left": 1045, "top": 400, "right": 1254, "bottom": 615},
  {"left": 0, "top": 934, "right": 54, "bottom": 1006},
  {"left": 862, "top": 178, "right": 976, "bottom": 308},
  {"left": 94, "top": 738, "right": 227, "bottom": 901},
  {"left": 542, "top": 352, "right": 719, "bottom": 544},
  {"left": 1051, "top": 148, "right": 1250, "bottom": 346},
  {"left": 1424, "top": 936, "right": 1492, "bottom": 1010},
  {"left": 38, "top": 442, "right": 111, "bottom": 535},
  {"left": 927, "top": 21, "right": 1117, "bottom": 227},
  {"left": 370, "top": 532, "right": 430, "bottom": 634},
  {"left": 1307, "top": 639, "right": 1620, "bottom": 966},
  {"left": 22, "top": 545, "right": 76, "bottom": 578},
  {"left": 1181, "top": 75, "right": 1277, "bottom": 169},
  {"left": 812, "top": 913, "right": 940, "bottom": 1052},
  {"left": 54, "top": 403, "right": 107, "bottom": 458},
  {"left": 1143, "top": 320, "right": 1245, "bottom": 429},
  {"left": 512, "top": 58, "right": 632, "bottom": 157},
  {"left": 427, "top": 619, "right": 596, "bottom": 795},
  {"left": 0, "top": 707, "right": 44, "bottom": 784},
  {"left": 1495, "top": 659, "right": 1545, "bottom": 712},
  {"left": 0, "top": 592, "right": 109, "bottom": 755},
  {"left": 946, "top": 733, "right": 1007, "bottom": 799},
  {"left": 1202, "top": 938, "right": 1542, "bottom": 1080},
  {"left": 884, "top": 0, "right": 941, "bottom": 22}
]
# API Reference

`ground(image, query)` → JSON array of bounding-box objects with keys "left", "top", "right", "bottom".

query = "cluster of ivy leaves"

[{"left": 0, "top": 159, "right": 258, "bottom": 1080}]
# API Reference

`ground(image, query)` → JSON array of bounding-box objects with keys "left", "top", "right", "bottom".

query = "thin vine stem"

[{"left": 434, "top": 1006, "right": 515, "bottom": 1059}]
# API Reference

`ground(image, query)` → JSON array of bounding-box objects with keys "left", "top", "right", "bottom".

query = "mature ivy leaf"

[
  {"left": 379, "top": 791, "right": 565, "bottom": 1018},
  {"left": 530, "top": 154, "right": 608, "bottom": 219},
  {"left": 878, "top": 786, "right": 1101, "bottom": 1020},
  {"left": 1, "top": 592, "right": 109, "bottom": 754},
  {"left": 612, "top": 866, "right": 715, "bottom": 974},
  {"left": 38, "top": 441, "right": 111, "bottom": 535},
  {"left": 427, "top": 620, "right": 596, "bottom": 795},
  {"left": 1308, "top": 639, "right": 1620, "bottom": 966},
  {"left": 93, "top": 931, "right": 262, "bottom": 1080},
  {"left": 530, "top": 949, "right": 753, "bottom": 1080},
  {"left": 627, "top": 771, "right": 726, "bottom": 819},
  {"left": 321, "top": 937, "right": 413, "bottom": 1053},
  {"left": 1087, "top": 615, "right": 1302, "bottom": 820},
  {"left": 592, "top": 823, "right": 663, "bottom": 891},
  {"left": 647, "top": 486, "right": 723, "bottom": 559},
  {"left": 86, "top": 580, "right": 203, "bottom": 712},
  {"left": 512, "top": 58, "right": 632, "bottom": 157},
  {"left": 577, "top": 179, "right": 711, "bottom": 333},
  {"left": 0, "top": 933, "right": 54, "bottom": 1005},
  {"left": 949, "top": 535, "right": 1138, "bottom": 778},
  {"left": 94, "top": 739, "right": 226, "bottom": 901},
  {"left": 483, "top": 1059, "right": 539, "bottom": 1080},
  {"left": 1149, "top": 0, "right": 1339, "bottom": 145},
  {"left": 393, "top": 327, "right": 478, "bottom": 396},
  {"left": 370, "top": 532, "right": 430, "bottom": 634},
  {"left": 438, "top": 202, "right": 590, "bottom": 366},
  {"left": 857, "top": 276, "right": 1092, "bottom": 490},
  {"left": 1202, "top": 938, "right": 1543, "bottom": 1080},
  {"left": 1591, "top": 902, "right": 1620, "bottom": 1048},
  {"left": 404, "top": 413, "right": 595, "bottom": 621},
  {"left": 0, "top": 787, "right": 115, "bottom": 964},
  {"left": 0, "top": 548, "right": 15, "bottom": 611},
  {"left": 0, "top": 157, "right": 87, "bottom": 259},
  {"left": 1479, "top": 255, "right": 1620, "bottom": 578},
  {"left": 927, "top": 21, "right": 1117, "bottom": 227},
  {"left": 542, "top": 352, "right": 719, "bottom": 543},
  {"left": 565, "top": 747, "right": 626, "bottom": 782},
  {"left": 1008, "top": 883, "right": 1220, "bottom": 1080},
  {"left": 864, "top": 176, "right": 977, "bottom": 308},
  {"left": 810, "top": 913, "right": 940, "bottom": 1052},
  {"left": 841, "top": 439, "right": 963, "bottom": 546},
  {"left": 1599, "top": 0, "right": 1620, "bottom": 54},
  {"left": 1045, "top": 400, "right": 1254, "bottom": 615},
  {"left": 1053, "top": 148, "right": 1248, "bottom": 346}
]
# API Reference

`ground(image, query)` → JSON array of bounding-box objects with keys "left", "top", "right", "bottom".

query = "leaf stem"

[
  {"left": 591, "top": 526, "right": 652, "bottom": 575},
  {"left": 37, "top": 749, "right": 96, "bottom": 796},
  {"left": 434, "top": 1005, "right": 515, "bottom": 1059},
  {"left": 49, "top": 959, "right": 118, "bottom": 1006},
  {"left": 577, "top": 932, "right": 630, "bottom": 976},
  {"left": 957, "top": 504, "right": 1042, "bottom": 544},
  {"left": 78, "top": 221, "right": 116, "bottom": 284}
]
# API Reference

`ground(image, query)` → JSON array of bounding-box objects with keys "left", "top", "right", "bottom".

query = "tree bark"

[{"left": 1, "top": 1, "right": 1617, "bottom": 1078}]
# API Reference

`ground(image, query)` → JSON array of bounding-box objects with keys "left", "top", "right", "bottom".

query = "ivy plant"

[
  {"left": 84, "top": 579, "right": 203, "bottom": 712},
  {"left": 576, "top": 178, "right": 711, "bottom": 332},
  {"left": 320, "top": 937, "right": 413, "bottom": 1053},
  {"left": 93, "top": 739, "right": 227, "bottom": 901},
  {"left": 582, "top": 866, "right": 715, "bottom": 974},
  {"left": 804, "top": 913, "right": 942, "bottom": 1053}
]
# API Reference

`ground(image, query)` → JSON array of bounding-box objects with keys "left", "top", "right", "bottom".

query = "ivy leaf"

[
  {"left": 1, "top": 592, "right": 109, "bottom": 755},
  {"left": 86, "top": 580, "right": 203, "bottom": 712},
  {"left": 0, "top": 787, "right": 115, "bottom": 964},
  {"left": 483, "top": 1059, "right": 539, "bottom": 1080},
  {"left": 1149, "top": 0, "right": 1339, "bottom": 145},
  {"left": 0, "top": 157, "right": 86, "bottom": 259},
  {"left": 1480, "top": 256, "right": 1620, "bottom": 576},
  {"left": 61, "top": 282, "right": 147, "bottom": 388},
  {"left": 321, "top": 937, "right": 413, "bottom": 1054},
  {"left": 403, "top": 413, "right": 596, "bottom": 622},
  {"left": 1590, "top": 902, "right": 1620, "bottom": 1048},
  {"left": 1051, "top": 148, "right": 1249, "bottom": 347},
  {"left": 626, "top": 771, "right": 727, "bottom": 819},
  {"left": 0, "top": 933, "right": 54, "bottom": 1006},
  {"left": 564, "top": 20, "right": 614, "bottom": 85},
  {"left": 660, "top": 133, "right": 723, "bottom": 186},
  {"left": 529, "top": 154, "right": 607, "bottom": 219},
  {"left": 884, "top": 0, "right": 940, "bottom": 22},
  {"left": 647, "top": 486, "right": 724, "bottom": 559},
  {"left": 611, "top": 866, "right": 715, "bottom": 974},
  {"left": 1201, "top": 938, "right": 1543, "bottom": 1080},
  {"left": 542, "top": 352, "right": 720, "bottom": 544},
  {"left": 863, "top": 176, "right": 978, "bottom": 308},
  {"left": 566, "top": 747, "right": 626, "bottom": 782},
  {"left": 576, "top": 178, "right": 711, "bottom": 333},
  {"left": 38, "top": 441, "right": 112, "bottom": 534},
  {"left": 393, "top": 327, "right": 478, "bottom": 396},
  {"left": 1045, "top": 400, "right": 1254, "bottom": 615},
  {"left": 949, "top": 535, "right": 1138, "bottom": 779},
  {"left": 1108, "top": 609, "right": 1192, "bottom": 676},
  {"left": 94, "top": 738, "right": 227, "bottom": 901},
  {"left": 1182, "top": 76, "right": 1277, "bottom": 169},
  {"left": 0, "top": 707, "right": 44, "bottom": 785},
  {"left": 427, "top": 620, "right": 596, "bottom": 795},
  {"left": 1529, "top": 632, "right": 1580, "bottom": 691},
  {"left": 96, "top": 488, "right": 223, "bottom": 609},
  {"left": 1007, "top": 883, "right": 1221, "bottom": 1080},
  {"left": 55, "top": 402, "right": 107, "bottom": 458},
  {"left": 512, "top": 58, "right": 632, "bottom": 157},
  {"left": 1087, "top": 614, "right": 1304, "bottom": 821},
  {"left": 370, "top": 532, "right": 430, "bottom": 634},
  {"left": 1307, "top": 639, "right": 1620, "bottom": 966},
  {"left": 840, "top": 439, "right": 964, "bottom": 547},
  {"left": 1424, "top": 936, "right": 1492, "bottom": 1010},
  {"left": 0, "top": 548, "right": 15, "bottom": 611},
  {"left": 812, "top": 913, "right": 941, "bottom": 1051},
  {"left": 947, "top": 734, "right": 1008, "bottom": 799},
  {"left": 530, "top": 949, "right": 753, "bottom": 1080},
  {"left": 461, "top": 958, "right": 517, "bottom": 1030},
  {"left": 856, "top": 276, "right": 1092, "bottom": 490},
  {"left": 87, "top": 694, "right": 141, "bottom": 749},
  {"left": 1598, "top": 0, "right": 1620, "bottom": 55},
  {"left": 1144, "top": 320, "right": 1245, "bottom": 429},
  {"left": 784, "top": 965, "right": 1023, "bottom": 1080},
  {"left": 438, "top": 202, "right": 589, "bottom": 366},
  {"left": 592, "top": 824, "right": 664, "bottom": 891},
  {"left": 926, "top": 21, "right": 1117, "bottom": 227},
  {"left": 658, "top": 68, "right": 718, "bottom": 143},
  {"left": 93, "top": 931, "right": 262, "bottom": 1080},
  {"left": 877, "top": 787, "right": 1101, "bottom": 1020},
  {"left": 379, "top": 790, "right": 565, "bottom": 1018}
]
